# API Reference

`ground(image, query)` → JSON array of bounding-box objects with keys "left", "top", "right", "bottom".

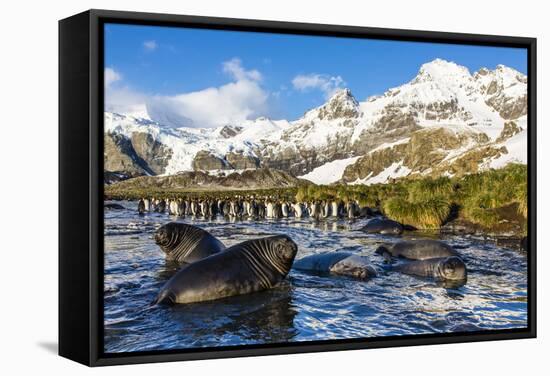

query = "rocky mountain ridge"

[{"left": 104, "top": 59, "right": 527, "bottom": 186}]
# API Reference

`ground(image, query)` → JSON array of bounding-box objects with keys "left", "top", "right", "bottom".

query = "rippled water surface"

[{"left": 104, "top": 201, "right": 528, "bottom": 353}]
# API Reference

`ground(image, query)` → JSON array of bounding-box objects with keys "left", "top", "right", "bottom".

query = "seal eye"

[{"left": 154, "top": 229, "right": 168, "bottom": 245}]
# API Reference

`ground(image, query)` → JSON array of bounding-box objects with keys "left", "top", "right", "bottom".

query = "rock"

[
  {"left": 104, "top": 171, "right": 131, "bottom": 184},
  {"left": 104, "top": 132, "right": 150, "bottom": 177},
  {"left": 317, "top": 89, "right": 360, "bottom": 120},
  {"left": 192, "top": 151, "right": 231, "bottom": 171},
  {"left": 496, "top": 121, "right": 522, "bottom": 142},
  {"left": 105, "top": 168, "right": 307, "bottom": 192},
  {"left": 219, "top": 125, "right": 243, "bottom": 138},
  {"left": 225, "top": 151, "right": 260, "bottom": 169},
  {"left": 130, "top": 132, "right": 172, "bottom": 174},
  {"left": 104, "top": 132, "right": 172, "bottom": 178}
]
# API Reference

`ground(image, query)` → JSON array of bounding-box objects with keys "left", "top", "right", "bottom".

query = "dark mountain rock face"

[
  {"left": 130, "top": 132, "right": 172, "bottom": 174},
  {"left": 496, "top": 121, "right": 522, "bottom": 143},
  {"left": 317, "top": 89, "right": 360, "bottom": 120},
  {"left": 487, "top": 94, "right": 527, "bottom": 120},
  {"left": 225, "top": 151, "right": 260, "bottom": 169},
  {"left": 219, "top": 125, "right": 243, "bottom": 138},
  {"left": 104, "top": 132, "right": 172, "bottom": 180},
  {"left": 104, "top": 133, "right": 150, "bottom": 177},
  {"left": 106, "top": 168, "right": 306, "bottom": 191},
  {"left": 341, "top": 127, "right": 494, "bottom": 183},
  {"left": 192, "top": 151, "right": 231, "bottom": 171},
  {"left": 191, "top": 150, "right": 261, "bottom": 171},
  {"left": 104, "top": 171, "right": 131, "bottom": 185}
]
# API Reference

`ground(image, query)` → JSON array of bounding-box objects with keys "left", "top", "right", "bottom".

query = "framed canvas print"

[{"left": 59, "top": 9, "right": 536, "bottom": 366}]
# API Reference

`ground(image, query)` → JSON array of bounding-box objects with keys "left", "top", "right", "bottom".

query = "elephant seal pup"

[
  {"left": 376, "top": 239, "right": 458, "bottom": 261},
  {"left": 154, "top": 235, "right": 298, "bottom": 305},
  {"left": 393, "top": 256, "right": 467, "bottom": 281},
  {"left": 360, "top": 217, "right": 404, "bottom": 235},
  {"left": 294, "top": 252, "right": 377, "bottom": 280},
  {"left": 154, "top": 222, "right": 225, "bottom": 264},
  {"left": 104, "top": 203, "right": 125, "bottom": 210}
]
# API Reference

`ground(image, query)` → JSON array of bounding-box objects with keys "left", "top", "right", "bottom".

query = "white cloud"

[
  {"left": 148, "top": 80, "right": 268, "bottom": 128},
  {"left": 222, "top": 58, "right": 262, "bottom": 82},
  {"left": 104, "top": 68, "right": 150, "bottom": 118},
  {"left": 292, "top": 73, "right": 346, "bottom": 98},
  {"left": 104, "top": 67, "right": 121, "bottom": 89},
  {"left": 143, "top": 40, "right": 157, "bottom": 51},
  {"left": 104, "top": 59, "right": 270, "bottom": 128},
  {"left": 105, "top": 86, "right": 149, "bottom": 118}
]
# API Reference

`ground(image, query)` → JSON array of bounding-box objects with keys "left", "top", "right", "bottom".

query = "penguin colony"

[{"left": 137, "top": 195, "right": 378, "bottom": 220}]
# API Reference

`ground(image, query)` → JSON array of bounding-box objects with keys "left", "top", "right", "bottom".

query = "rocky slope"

[
  {"left": 104, "top": 59, "right": 527, "bottom": 186},
  {"left": 105, "top": 168, "right": 306, "bottom": 191}
]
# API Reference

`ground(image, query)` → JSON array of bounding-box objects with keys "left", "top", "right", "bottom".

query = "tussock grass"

[
  {"left": 458, "top": 164, "right": 527, "bottom": 226},
  {"left": 407, "top": 177, "right": 455, "bottom": 202},
  {"left": 463, "top": 207, "right": 501, "bottom": 227},
  {"left": 384, "top": 196, "right": 451, "bottom": 229},
  {"left": 515, "top": 181, "right": 528, "bottom": 218}
]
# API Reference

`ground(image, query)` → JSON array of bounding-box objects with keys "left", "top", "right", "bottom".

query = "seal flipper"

[{"left": 152, "top": 289, "right": 176, "bottom": 306}]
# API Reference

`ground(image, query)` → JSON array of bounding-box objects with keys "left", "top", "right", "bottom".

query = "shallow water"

[{"left": 104, "top": 200, "right": 528, "bottom": 353}]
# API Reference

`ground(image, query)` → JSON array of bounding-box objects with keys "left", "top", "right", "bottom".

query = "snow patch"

[
  {"left": 486, "top": 129, "right": 528, "bottom": 169},
  {"left": 299, "top": 156, "right": 361, "bottom": 184},
  {"left": 370, "top": 138, "right": 411, "bottom": 153},
  {"left": 350, "top": 161, "right": 412, "bottom": 185}
]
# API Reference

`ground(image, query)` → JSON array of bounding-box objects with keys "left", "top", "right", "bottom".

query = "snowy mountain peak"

[
  {"left": 307, "top": 88, "right": 360, "bottom": 120},
  {"left": 415, "top": 58, "right": 472, "bottom": 83},
  {"left": 473, "top": 64, "right": 527, "bottom": 120},
  {"left": 328, "top": 88, "right": 358, "bottom": 104},
  {"left": 475, "top": 64, "right": 526, "bottom": 83}
]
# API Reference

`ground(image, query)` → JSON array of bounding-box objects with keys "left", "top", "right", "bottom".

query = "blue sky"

[{"left": 104, "top": 23, "right": 527, "bottom": 126}]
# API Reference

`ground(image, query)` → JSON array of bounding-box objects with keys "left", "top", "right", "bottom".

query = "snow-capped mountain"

[{"left": 104, "top": 59, "right": 527, "bottom": 185}]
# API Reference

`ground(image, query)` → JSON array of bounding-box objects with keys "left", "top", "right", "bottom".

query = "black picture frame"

[{"left": 59, "top": 9, "right": 537, "bottom": 367}]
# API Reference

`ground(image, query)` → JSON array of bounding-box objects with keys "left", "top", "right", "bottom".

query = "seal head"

[
  {"left": 436, "top": 256, "right": 467, "bottom": 281},
  {"left": 154, "top": 222, "right": 225, "bottom": 263}
]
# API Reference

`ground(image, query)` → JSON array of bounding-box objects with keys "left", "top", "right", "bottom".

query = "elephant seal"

[
  {"left": 154, "top": 222, "right": 225, "bottom": 263},
  {"left": 294, "top": 252, "right": 377, "bottom": 280},
  {"left": 154, "top": 235, "right": 298, "bottom": 305},
  {"left": 104, "top": 203, "right": 125, "bottom": 210},
  {"left": 376, "top": 239, "right": 457, "bottom": 260},
  {"left": 361, "top": 217, "right": 404, "bottom": 235},
  {"left": 393, "top": 256, "right": 467, "bottom": 281}
]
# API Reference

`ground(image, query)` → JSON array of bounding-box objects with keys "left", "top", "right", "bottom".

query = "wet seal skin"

[
  {"left": 393, "top": 256, "right": 467, "bottom": 282},
  {"left": 104, "top": 203, "right": 126, "bottom": 210},
  {"left": 360, "top": 218, "right": 405, "bottom": 235},
  {"left": 154, "top": 222, "right": 226, "bottom": 263},
  {"left": 294, "top": 252, "right": 377, "bottom": 280},
  {"left": 154, "top": 234, "right": 298, "bottom": 305},
  {"left": 376, "top": 239, "right": 458, "bottom": 260}
]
